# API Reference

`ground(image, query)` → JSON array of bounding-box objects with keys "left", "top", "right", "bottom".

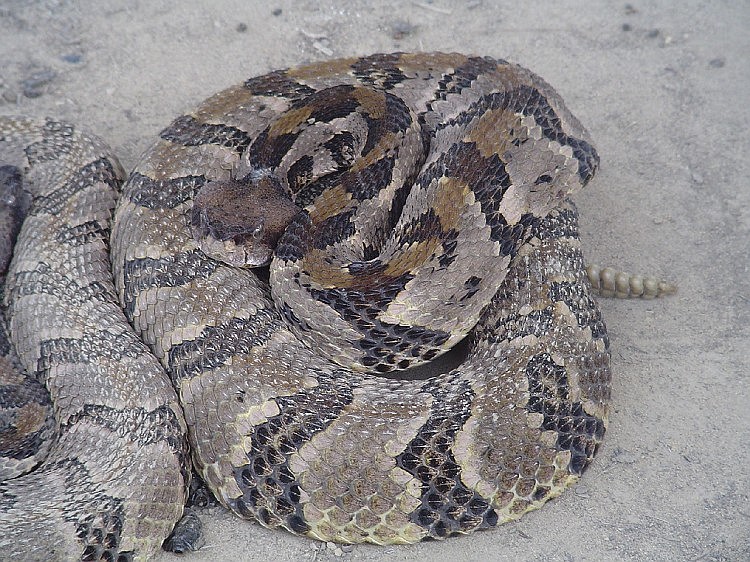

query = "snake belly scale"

[{"left": 0, "top": 52, "right": 611, "bottom": 558}]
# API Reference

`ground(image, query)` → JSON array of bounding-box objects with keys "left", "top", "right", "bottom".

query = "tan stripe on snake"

[{"left": 0, "top": 53, "right": 674, "bottom": 560}]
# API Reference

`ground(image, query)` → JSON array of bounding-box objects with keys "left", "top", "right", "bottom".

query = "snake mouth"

[{"left": 192, "top": 228, "right": 273, "bottom": 268}]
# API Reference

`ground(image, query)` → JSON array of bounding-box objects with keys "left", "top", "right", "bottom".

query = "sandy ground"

[{"left": 1, "top": 1, "right": 748, "bottom": 560}]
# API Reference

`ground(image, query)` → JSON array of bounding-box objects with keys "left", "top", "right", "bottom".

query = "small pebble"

[
  {"left": 61, "top": 53, "right": 82, "bottom": 63},
  {"left": 708, "top": 57, "right": 725, "bottom": 68},
  {"left": 22, "top": 70, "right": 56, "bottom": 98},
  {"left": 162, "top": 510, "right": 205, "bottom": 553},
  {"left": 622, "top": 23, "right": 632, "bottom": 32},
  {"left": 326, "top": 541, "right": 344, "bottom": 556},
  {"left": 272, "top": 8, "right": 282, "bottom": 16},
  {"left": 236, "top": 22, "right": 247, "bottom": 32}
]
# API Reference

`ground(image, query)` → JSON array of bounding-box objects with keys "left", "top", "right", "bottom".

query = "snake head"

[{"left": 190, "top": 172, "right": 301, "bottom": 268}]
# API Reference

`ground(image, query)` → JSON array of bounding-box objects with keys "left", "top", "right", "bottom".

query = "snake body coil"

[{"left": 1, "top": 53, "right": 610, "bottom": 559}]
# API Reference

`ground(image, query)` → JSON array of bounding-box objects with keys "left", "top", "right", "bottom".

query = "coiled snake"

[{"left": 0, "top": 52, "right": 653, "bottom": 560}]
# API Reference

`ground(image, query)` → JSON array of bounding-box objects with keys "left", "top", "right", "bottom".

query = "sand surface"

[{"left": 1, "top": 1, "right": 748, "bottom": 560}]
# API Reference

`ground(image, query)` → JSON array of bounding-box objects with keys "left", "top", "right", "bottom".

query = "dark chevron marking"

[
  {"left": 124, "top": 172, "right": 206, "bottom": 210},
  {"left": 230, "top": 370, "right": 356, "bottom": 535},
  {"left": 342, "top": 154, "right": 396, "bottom": 202},
  {"left": 62, "top": 404, "right": 184, "bottom": 453},
  {"left": 351, "top": 54, "right": 409, "bottom": 89},
  {"left": 355, "top": 318, "right": 450, "bottom": 372},
  {"left": 53, "top": 458, "right": 133, "bottom": 561},
  {"left": 160, "top": 115, "right": 253, "bottom": 153},
  {"left": 517, "top": 87, "right": 599, "bottom": 184},
  {"left": 274, "top": 212, "right": 312, "bottom": 263},
  {"left": 395, "top": 208, "right": 443, "bottom": 246},
  {"left": 244, "top": 71, "right": 316, "bottom": 100},
  {"left": 55, "top": 220, "right": 109, "bottom": 247},
  {"left": 432, "top": 56, "right": 501, "bottom": 100},
  {"left": 435, "top": 87, "right": 599, "bottom": 184},
  {"left": 121, "top": 250, "right": 219, "bottom": 317},
  {"left": 7, "top": 263, "right": 115, "bottom": 309},
  {"left": 304, "top": 267, "right": 452, "bottom": 371},
  {"left": 548, "top": 281, "right": 609, "bottom": 343},
  {"left": 525, "top": 353, "right": 606, "bottom": 475},
  {"left": 37, "top": 331, "right": 147, "bottom": 375},
  {"left": 528, "top": 205, "right": 580, "bottom": 240},
  {"left": 22, "top": 120, "right": 76, "bottom": 165},
  {"left": 245, "top": 128, "right": 296, "bottom": 170},
  {"left": 31, "top": 157, "right": 120, "bottom": 215},
  {"left": 396, "top": 374, "right": 499, "bottom": 537},
  {"left": 413, "top": 141, "right": 530, "bottom": 254},
  {"left": 168, "top": 313, "right": 282, "bottom": 381},
  {"left": 311, "top": 208, "right": 357, "bottom": 250}
]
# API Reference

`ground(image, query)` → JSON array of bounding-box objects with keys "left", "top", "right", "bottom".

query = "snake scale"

[{"left": 0, "top": 53, "right": 616, "bottom": 560}]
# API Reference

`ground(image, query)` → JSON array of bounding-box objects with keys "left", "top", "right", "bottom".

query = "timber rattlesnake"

[{"left": 1, "top": 52, "right": 653, "bottom": 560}]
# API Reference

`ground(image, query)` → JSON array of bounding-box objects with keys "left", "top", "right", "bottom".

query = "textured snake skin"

[{"left": 1, "top": 53, "right": 611, "bottom": 559}]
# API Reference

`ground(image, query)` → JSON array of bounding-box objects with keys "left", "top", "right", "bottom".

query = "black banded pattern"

[
  {"left": 2, "top": 54, "right": 611, "bottom": 555},
  {"left": 113, "top": 53, "right": 608, "bottom": 545},
  {"left": 1, "top": 116, "right": 188, "bottom": 560}
]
